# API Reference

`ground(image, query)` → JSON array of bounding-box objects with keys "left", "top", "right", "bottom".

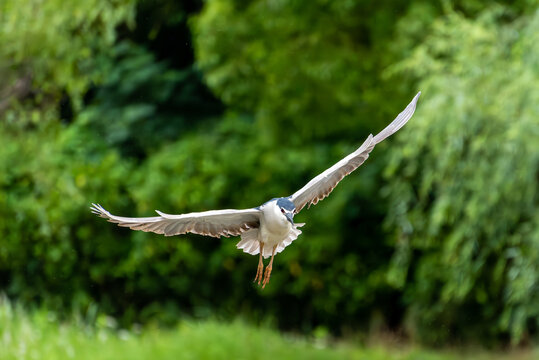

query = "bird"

[{"left": 91, "top": 92, "right": 421, "bottom": 288}]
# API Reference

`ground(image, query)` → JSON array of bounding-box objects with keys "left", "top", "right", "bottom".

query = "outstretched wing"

[
  {"left": 290, "top": 92, "right": 421, "bottom": 213},
  {"left": 90, "top": 203, "right": 261, "bottom": 238}
]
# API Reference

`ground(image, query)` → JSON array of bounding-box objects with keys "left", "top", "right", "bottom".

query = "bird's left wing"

[
  {"left": 289, "top": 92, "right": 421, "bottom": 213},
  {"left": 90, "top": 204, "right": 261, "bottom": 238}
]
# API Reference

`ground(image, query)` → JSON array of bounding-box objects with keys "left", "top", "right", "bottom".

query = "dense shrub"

[
  {"left": 384, "top": 8, "right": 539, "bottom": 344},
  {"left": 0, "top": 0, "right": 537, "bottom": 346}
]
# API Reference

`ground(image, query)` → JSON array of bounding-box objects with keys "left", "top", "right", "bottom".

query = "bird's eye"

[{"left": 281, "top": 208, "right": 285, "bottom": 213}]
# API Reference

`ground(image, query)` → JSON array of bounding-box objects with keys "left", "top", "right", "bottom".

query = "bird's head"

[{"left": 276, "top": 197, "right": 296, "bottom": 225}]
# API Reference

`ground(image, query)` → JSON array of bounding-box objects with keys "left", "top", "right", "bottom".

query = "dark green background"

[{"left": 0, "top": 0, "right": 537, "bottom": 346}]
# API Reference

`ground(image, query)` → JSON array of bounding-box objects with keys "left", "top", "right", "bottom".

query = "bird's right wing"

[
  {"left": 90, "top": 204, "right": 261, "bottom": 238},
  {"left": 289, "top": 92, "right": 421, "bottom": 213}
]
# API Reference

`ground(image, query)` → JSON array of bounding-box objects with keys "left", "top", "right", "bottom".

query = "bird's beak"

[{"left": 285, "top": 212, "right": 294, "bottom": 225}]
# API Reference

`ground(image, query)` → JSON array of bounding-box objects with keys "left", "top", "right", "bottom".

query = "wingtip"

[
  {"left": 155, "top": 210, "right": 166, "bottom": 217},
  {"left": 372, "top": 91, "right": 421, "bottom": 144},
  {"left": 90, "top": 203, "right": 107, "bottom": 217}
]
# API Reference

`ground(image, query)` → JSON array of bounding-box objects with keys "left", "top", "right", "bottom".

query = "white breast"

[
  {"left": 236, "top": 200, "right": 305, "bottom": 258},
  {"left": 259, "top": 202, "right": 292, "bottom": 247}
]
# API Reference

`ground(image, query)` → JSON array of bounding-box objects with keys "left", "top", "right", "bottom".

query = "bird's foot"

[
  {"left": 262, "top": 265, "right": 272, "bottom": 289},
  {"left": 253, "top": 262, "right": 264, "bottom": 285}
]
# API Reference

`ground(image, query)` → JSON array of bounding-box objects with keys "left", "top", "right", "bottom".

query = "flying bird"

[{"left": 91, "top": 92, "right": 421, "bottom": 288}]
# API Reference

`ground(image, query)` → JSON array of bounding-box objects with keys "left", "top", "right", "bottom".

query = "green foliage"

[
  {"left": 190, "top": 0, "right": 533, "bottom": 144},
  {"left": 1, "top": 0, "right": 538, "bottom": 347},
  {"left": 191, "top": 0, "right": 418, "bottom": 142},
  {"left": 71, "top": 114, "right": 395, "bottom": 329},
  {"left": 80, "top": 41, "right": 222, "bottom": 158},
  {"left": 163, "top": 117, "right": 399, "bottom": 323},
  {"left": 0, "top": 0, "right": 135, "bottom": 116},
  {"left": 384, "top": 8, "right": 539, "bottom": 344},
  {"left": 0, "top": 120, "right": 134, "bottom": 310}
]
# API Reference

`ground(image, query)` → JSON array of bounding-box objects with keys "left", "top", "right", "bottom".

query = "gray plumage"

[
  {"left": 91, "top": 92, "right": 421, "bottom": 264},
  {"left": 290, "top": 91, "right": 421, "bottom": 213},
  {"left": 91, "top": 204, "right": 260, "bottom": 238}
]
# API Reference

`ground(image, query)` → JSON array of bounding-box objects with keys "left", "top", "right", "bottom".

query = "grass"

[{"left": 0, "top": 299, "right": 536, "bottom": 360}]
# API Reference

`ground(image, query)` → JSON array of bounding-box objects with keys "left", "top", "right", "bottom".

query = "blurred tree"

[
  {"left": 82, "top": 0, "right": 223, "bottom": 158},
  {"left": 0, "top": 0, "right": 135, "bottom": 123},
  {"left": 384, "top": 7, "right": 539, "bottom": 344},
  {"left": 81, "top": 41, "right": 222, "bottom": 158},
  {"left": 0, "top": 0, "right": 137, "bottom": 312},
  {"left": 190, "top": 0, "right": 531, "bottom": 144},
  {"left": 1, "top": 0, "right": 537, "bottom": 346},
  {"left": 191, "top": 0, "right": 413, "bottom": 143},
  {"left": 0, "top": 118, "right": 134, "bottom": 310},
  {"left": 0, "top": 0, "right": 224, "bottom": 317}
]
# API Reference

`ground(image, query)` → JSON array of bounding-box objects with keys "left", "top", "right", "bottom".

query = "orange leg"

[
  {"left": 253, "top": 242, "right": 264, "bottom": 285},
  {"left": 262, "top": 245, "right": 277, "bottom": 289}
]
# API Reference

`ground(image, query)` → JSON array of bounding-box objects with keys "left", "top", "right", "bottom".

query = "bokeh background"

[{"left": 0, "top": 0, "right": 538, "bottom": 356}]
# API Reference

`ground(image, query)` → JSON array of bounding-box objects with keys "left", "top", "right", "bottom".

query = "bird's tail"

[
  {"left": 236, "top": 225, "right": 304, "bottom": 259},
  {"left": 236, "top": 229, "right": 261, "bottom": 255}
]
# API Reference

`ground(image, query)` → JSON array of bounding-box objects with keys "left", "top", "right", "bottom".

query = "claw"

[
  {"left": 254, "top": 242, "right": 264, "bottom": 285},
  {"left": 261, "top": 244, "right": 277, "bottom": 289},
  {"left": 254, "top": 262, "right": 264, "bottom": 284},
  {"left": 262, "top": 265, "right": 272, "bottom": 289}
]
